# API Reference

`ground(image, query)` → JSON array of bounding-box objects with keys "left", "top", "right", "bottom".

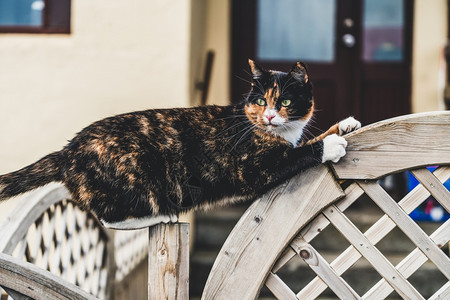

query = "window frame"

[{"left": 0, "top": 0, "right": 71, "bottom": 34}]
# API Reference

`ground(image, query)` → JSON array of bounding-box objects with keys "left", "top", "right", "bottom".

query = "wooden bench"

[{"left": 0, "top": 111, "right": 449, "bottom": 299}]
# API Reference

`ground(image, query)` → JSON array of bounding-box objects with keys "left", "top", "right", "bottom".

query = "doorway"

[{"left": 231, "top": 0, "right": 413, "bottom": 132}]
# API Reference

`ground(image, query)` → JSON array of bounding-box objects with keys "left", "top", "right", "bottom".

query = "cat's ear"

[
  {"left": 290, "top": 61, "right": 309, "bottom": 83},
  {"left": 248, "top": 59, "right": 264, "bottom": 79}
]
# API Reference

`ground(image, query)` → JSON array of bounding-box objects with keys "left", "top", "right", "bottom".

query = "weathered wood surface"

[
  {"left": 364, "top": 219, "right": 449, "bottom": 299},
  {"left": 148, "top": 223, "right": 189, "bottom": 300},
  {"left": 323, "top": 204, "right": 424, "bottom": 299},
  {"left": 359, "top": 181, "right": 450, "bottom": 279},
  {"left": 0, "top": 252, "right": 98, "bottom": 300},
  {"left": 296, "top": 167, "right": 450, "bottom": 300},
  {"left": 201, "top": 112, "right": 449, "bottom": 299},
  {"left": 331, "top": 111, "right": 450, "bottom": 179},
  {"left": 265, "top": 273, "right": 298, "bottom": 300},
  {"left": 290, "top": 237, "right": 360, "bottom": 300},
  {"left": 202, "top": 165, "right": 344, "bottom": 299}
]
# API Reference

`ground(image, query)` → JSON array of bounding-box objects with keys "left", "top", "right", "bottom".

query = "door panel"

[
  {"left": 257, "top": 0, "right": 336, "bottom": 62},
  {"left": 361, "top": 82, "right": 409, "bottom": 124},
  {"left": 231, "top": 0, "right": 412, "bottom": 131},
  {"left": 362, "top": 0, "right": 404, "bottom": 62},
  {"left": 360, "top": 0, "right": 412, "bottom": 124}
]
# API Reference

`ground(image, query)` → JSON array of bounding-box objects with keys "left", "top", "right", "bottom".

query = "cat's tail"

[{"left": 0, "top": 151, "right": 65, "bottom": 200}]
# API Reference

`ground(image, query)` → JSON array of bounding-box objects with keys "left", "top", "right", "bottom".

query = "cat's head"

[{"left": 244, "top": 60, "right": 314, "bottom": 140}]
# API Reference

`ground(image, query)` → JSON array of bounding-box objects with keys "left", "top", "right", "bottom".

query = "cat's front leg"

[{"left": 302, "top": 117, "right": 361, "bottom": 147}]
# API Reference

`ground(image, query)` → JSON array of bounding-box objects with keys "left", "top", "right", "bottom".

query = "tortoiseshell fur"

[{"left": 0, "top": 61, "right": 358, "bottom": 228}]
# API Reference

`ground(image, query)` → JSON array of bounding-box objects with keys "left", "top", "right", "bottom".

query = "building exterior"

[
  {"left": 0, "top": 0, "right": 447, "bottom": 174},
  {"left": 0, "top": 1, "right": 448, "bottom": 298}
]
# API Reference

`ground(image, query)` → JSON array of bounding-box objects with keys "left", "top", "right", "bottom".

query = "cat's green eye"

[
  {"left": 281, "top": 99, "right": 291, "bottom": 107},
  {"left": 256, "top": 98, "right": 266, "bottom": 106}
]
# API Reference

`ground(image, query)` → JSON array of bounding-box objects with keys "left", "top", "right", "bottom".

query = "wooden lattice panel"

[
  {"left": 9, "top": 199, "right": 109, "bottom": 299},
  {"left": 265, "top": 166, "right": 450, "bottom": 299},
  {"left": 0, "top": 184, "right": 110, "bottom": 300}
]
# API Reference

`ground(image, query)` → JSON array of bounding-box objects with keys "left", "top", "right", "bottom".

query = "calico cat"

[{"left": 0, "top": 60, "right": 360, "bottom": 229}]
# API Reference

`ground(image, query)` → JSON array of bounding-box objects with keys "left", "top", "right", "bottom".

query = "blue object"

[{"left": 408, "top": 167, "right": 450, "bottom": 222}]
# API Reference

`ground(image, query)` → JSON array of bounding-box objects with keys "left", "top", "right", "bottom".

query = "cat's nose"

[{"left": 266, "top": 115, "right": 275, "bottom": 123}]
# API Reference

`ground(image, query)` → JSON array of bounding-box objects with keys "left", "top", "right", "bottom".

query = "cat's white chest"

[{"left": 272, "top": 120, "right": 307, "bottom": 146}]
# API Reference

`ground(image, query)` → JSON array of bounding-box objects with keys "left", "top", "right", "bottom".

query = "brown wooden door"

[{"left": 231, "top": 0, "right": 413, "bottom": 132}]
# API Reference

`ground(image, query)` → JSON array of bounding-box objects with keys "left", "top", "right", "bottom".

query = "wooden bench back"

[
  {"left": 203, "top": 111, "right": 450, "bottom": 299},
  {"left": 0, "top": 184, "right": 112, "bottom": 299}
]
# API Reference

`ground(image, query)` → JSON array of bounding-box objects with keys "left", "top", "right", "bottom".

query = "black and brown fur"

[{"left": 0, "top": 61, "right": 339, "bottom": 225}]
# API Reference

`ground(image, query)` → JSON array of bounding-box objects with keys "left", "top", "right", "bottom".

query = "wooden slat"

[
  {"left": 301, "top": 183, "right": 365, "bottom": 243},
  {"left": 14, "top": 239, "right": 28, "bottom": 260},
  {"left": 332, "top": 151, "right": 450, "bottom": 180},
  {"left": 148, "top": 223, "right": 189, "bottom": 300},
  {"left": 359, "top": 181, "right": 450, "bottom": 279},
  {"left": 334, "top": 111, "right": 450, "bottom": 151},
  {"left": 0, "top": 252, "right": 97, "bottom": 300},
  {"left": 364, "top": 219, "right": 450, "bottom": 299},
  {"left": 323, "top": 205, "right": 424, "bottom": 300},
  {"left": 202, "top": 165, "right": 344, "bottom": 300},
  {"left": 290, "top": 237, "right": 361, "bottom": 300},
  {"left": 411, "top": 168, "right": 450, "bottom": 212},
  {"left": 331, "top": 111, "right": 450, "bottom": 179},
  {"left": 340, "top": 121, "right": 450, "bottom": 152},
  {"left": 429, "top": 281, "right": 450, "bottom": 300},
  {"left": 273, "top": 183, "right": 364, "bottom": 274},
  {"left": 265, "top": 273, "right": 298, "bottom": 300},
  {"left": 297, "top": 167, "right": 450, "bottom": 300}
]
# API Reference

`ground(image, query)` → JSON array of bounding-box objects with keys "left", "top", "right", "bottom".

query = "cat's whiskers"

[
  {"left": 303, "top": 116, "right": 326, "bottom": 134},
  {"left": 249, "top": 78, "right": 266, "bottom": 96},
  {"left": 214, "top": 115, "right": 248, "bottom": 122},
  {"left": 235, "top": 74, "right": 253, "bottom": 85},
  {"left": 222, "top": 122, "right": 255, "bottom": 144},
  {"left": 263, "top": 117, "right": 312, "bottom": 146},
  {"left": 231, "top": 123, "right": 258, "bottom": 150},
  {"left": 213, "top": 118, "right": 252, "bottom": 138},
  {"left": 279, "top": 78, "right": 298, "bottom": 98},
  {"left": 235, "top": 72, "right": 266, "bottom": 96},
  {"left": 278, "top": 74, "right": 294, "bottom": 97}
]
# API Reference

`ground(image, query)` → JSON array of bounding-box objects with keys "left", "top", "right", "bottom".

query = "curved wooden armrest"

[
  {"left": 0, "top": 183, "right": 70, "bottom": 254},
  {"left": 0, "top": 252, "right": 98, "bottom": 300},
  {"left": 331, "top": 111, "right": 450, "bottom": 179}
]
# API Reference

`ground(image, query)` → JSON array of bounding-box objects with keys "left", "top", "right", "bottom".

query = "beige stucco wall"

[
  {"left": 412, "top": 0, "right": 448, "bottom": 112},
  {"left": 0, "top": 0, "right": 192, "bottom": 174},
  {"left": 190, "top": 0, "right": 230, "bottom": 106},
  {"left": 203, "top": 0, "right": 231, "bottom": 105}
]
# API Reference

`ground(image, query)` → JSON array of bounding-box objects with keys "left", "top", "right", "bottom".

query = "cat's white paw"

[
  {"left": 338, "top": 117, "right": 361, "bottom": 135},
  {"left": 322, "top": 134, "right": 347, "bottom": 163}
]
